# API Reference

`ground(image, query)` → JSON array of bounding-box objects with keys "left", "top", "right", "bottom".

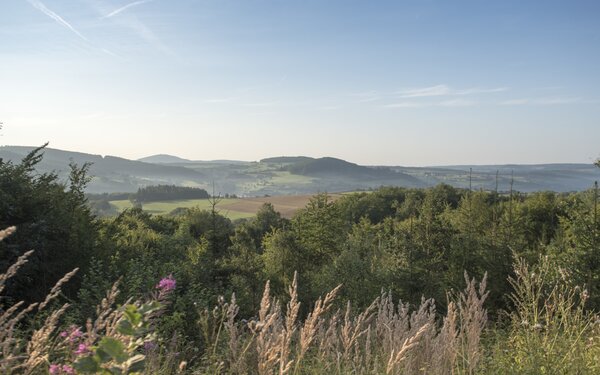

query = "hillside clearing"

[{"left": 109, "top": 194, "right": 343, "bottom": 219}]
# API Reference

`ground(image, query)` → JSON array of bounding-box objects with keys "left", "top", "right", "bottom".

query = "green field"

[
  {"left": 109, "top": 194, "right": 341, "bottom": 220},
  {"left": 110, "top": 198, "right": 256, "bottom": 220}
]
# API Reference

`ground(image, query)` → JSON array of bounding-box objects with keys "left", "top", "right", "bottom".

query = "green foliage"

[
  {"left": 136, "top": 185, "right": 209, "bottom": 203},
  {"left": 484, "top": 257, "right": 600, "bottom": 374},
  {"left": 4, "top": 148, "right": 600, "bottom": 373},
  {"left": 0, "top": 144, "right": 97, "bottom": 303},
  {"left": 74, "top": 302, "right": 162, "bottom": 374}
]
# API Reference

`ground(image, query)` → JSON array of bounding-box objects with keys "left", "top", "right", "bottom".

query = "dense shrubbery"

[
  {"left": 135, "top": 185, "right": 210, "bottom": 203},
  {"left": 1, "top": 148, "right": 599, "bottom": 373}
]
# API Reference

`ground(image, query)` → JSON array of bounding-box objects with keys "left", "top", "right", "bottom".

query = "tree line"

[{"left": 1, "top": 147, "right": 599, "bottom": 373}]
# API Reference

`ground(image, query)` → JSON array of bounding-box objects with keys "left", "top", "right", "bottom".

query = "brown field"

[
  {"left": 222, "top": 193, "right": 343, "bottom": 218},
  {"left": 111, "top": 193, "right": 344, "bottom": 219}
]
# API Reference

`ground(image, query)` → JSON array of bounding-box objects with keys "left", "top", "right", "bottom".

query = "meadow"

[{"left": 110, "top": 194, "right": 343, "bottom": 219}]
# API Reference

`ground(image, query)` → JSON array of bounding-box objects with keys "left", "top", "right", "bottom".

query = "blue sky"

[{"left": 1, "top": 0, "right": 599, "bottom": 165}]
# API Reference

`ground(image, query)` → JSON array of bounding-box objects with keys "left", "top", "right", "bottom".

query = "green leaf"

[
  {"left": 74, "top": 356, "right": 101, "bottom": 373},
  {"left": 117, "top": 319, "right": 136, "bottom": 336},
  {"left": 123, "top": 305, "right": 142, "bottom": 326},
  {"left": 138, "top": 301, "right": 161, "bottom": 315},
  {"left": 98, "top": 337, "right": 128, "bottom": 364},
  {"left": 96, "top": 347, "right": 113, "bottom": 363},
  {"left": 125, "top": 354, "right": 146, "bottom": 373}
]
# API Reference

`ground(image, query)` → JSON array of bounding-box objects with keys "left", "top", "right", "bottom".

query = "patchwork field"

[{"left": 110, "top": 194, "right": 343, "bottom": 219}]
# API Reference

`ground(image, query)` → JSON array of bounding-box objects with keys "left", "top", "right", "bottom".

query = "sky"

[{"left": 1, "top": 0, "right": 599, "bottom": 166}]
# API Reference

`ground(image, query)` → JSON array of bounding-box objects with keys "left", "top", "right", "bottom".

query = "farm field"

[{"left": 110, "top": 193, "right": 343, "bottom": 219}]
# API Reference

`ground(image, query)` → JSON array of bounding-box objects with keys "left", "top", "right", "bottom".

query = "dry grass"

[
  {"left": 198, "top": 271, "right": 489, "bottom": 374},
  {"left": 0, "top": 227, "right": 78, "bottom": 374}
]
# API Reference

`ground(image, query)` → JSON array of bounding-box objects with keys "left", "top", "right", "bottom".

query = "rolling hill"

[
  {"left": 0, "top": 146, "right": 206, "bottom": 193},
  {"left": 138, "top": 154, "right": 194, "bottom": 164},
  {"left": 1, "top": 146, "right": 598, "bottom": 194}
]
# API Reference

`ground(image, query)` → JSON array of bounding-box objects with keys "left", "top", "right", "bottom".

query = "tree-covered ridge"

[
  {"left": 1, "top": 148, "right": 599, "bottom": 373},
  {"left": 135, "top": 185, "right": 210, "bottom": 203},
  {"left": 1, "top": 145, "right": 598, "bottom": 194}
]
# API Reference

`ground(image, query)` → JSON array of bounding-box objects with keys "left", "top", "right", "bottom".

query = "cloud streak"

[
  {"left": 383, "top": 99, "right": 476, "bottom": 108},
  {"left": 102, "top": 0, "right": 154, "bottom": 19},
  {"left": 26, "top": 0, "right": 88, "bottom": 41},
  {"left": 500, "top": 97, "right": 581, "bottom": 106},
  {"left": 396, "top": 84, "right": 507, "bottom": 98}
]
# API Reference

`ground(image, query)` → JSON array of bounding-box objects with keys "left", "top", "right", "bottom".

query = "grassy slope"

[{"left": 110, "top": 194, "right": 343, "bottom": 219}]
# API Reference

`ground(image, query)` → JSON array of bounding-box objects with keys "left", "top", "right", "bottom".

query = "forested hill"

[
  {"left": 138, "top": 154, "right": 194, "bottom": 164},
  {"left": 286, "top": 157, "right": 383, "bottom": 176},
  {"left": 1, "top": 146, "right": 598, "bottom": 194},
  {"left": 0, "top": 146, "right": 204, "bottom": 194}
]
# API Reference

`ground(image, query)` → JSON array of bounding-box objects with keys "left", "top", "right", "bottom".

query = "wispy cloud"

[
  {"left": 500, "top": 97, "right": 581, "bottom": 106},
  {"left": 382, "top": 101, "right": 427, "bottom": 108},
  {"left": 396, "top": 84, "right": 507, "bottom": 98},
  {"left": 454, "top": 87, "right": 507, "bottom": 95},
  {"left": 102, "top": 0, "right": 154, "bottom": 19},
  {"left": 397, "top": 84, "right": 451, "bottom": 98},
  {"left": 383, "top": 98, "right": 476, "bottom": 109},
  {"left": 243, "top": 101, "right": 281, "bottom": 108},
  {"left": 500, "top": 98, "right": 530, "bottom": 106},
  {"left": 26, "top": 0, "right": 89, "bottom": 41},
  {"left": 535, "top": 97, "right": 580, "bottom": 105},
  {"left": 97, "top": 1, "right": 173, "bottom": 57},
  {"left": 347, "top": 90, "right": 381, "bottom": 103},
  {"left": 204, "top": 97, "right": 237, "bottom": 103},
  {"left": 439, "top": 99, "right": 476, "bottom": 107}
]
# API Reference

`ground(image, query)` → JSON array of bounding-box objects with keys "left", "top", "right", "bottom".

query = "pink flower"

[
  {"left": 69, "top": 327, "right": 83, "bottom": 342},
  {"left": 62, "top": 365, "right": 75, "bottom": 374},
  {"left": 74, "top": 343, "right": 90, "bottom": 355},
  {"left": 156, "top": 275, "right": 176, "bottom": 292},
  {"left": 60, "top": 326, "right": 83, "bottom": 343},
  {"left": 49, "top": 364, "right": 61, "bottom": 374}
]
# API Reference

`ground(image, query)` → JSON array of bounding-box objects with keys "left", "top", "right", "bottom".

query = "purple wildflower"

[
  {"left": 74, "top": 343, "right": 90, "bottom": 355},
  {"left": 156, "top": 275, "right": 176, "bottom": 292},
  {"left": 62, "top": 365, "right": 75, "bottom": 374},
  {"left": 144, "top": 341, "right": 157, "bottom": 352},
  {"left": 69, "top": 327, "right": 83, "bottom": 343},
  {"left": 60, "top": 325, "right": 83, "bottom": 343},
  {"left": 49, "top": 364, "right": 61, "bottom": 374}
]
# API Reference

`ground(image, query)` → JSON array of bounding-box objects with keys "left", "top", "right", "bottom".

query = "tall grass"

[
  {"left": 2, "top": 225, "right": 599, "bottom": 374},
  {"left": 484, "top": 256, "right": 600, "bottom": 374},
  {"left": 193, "top": 271, "right": 488, "bottom": 374}
]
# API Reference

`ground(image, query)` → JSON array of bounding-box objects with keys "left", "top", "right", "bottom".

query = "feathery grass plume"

[
  {"left": 431, "top": 301, "right": 459, "bottom": 374},
  {"left": 253, "top": 280, "right": 283, "bottom": 375},
  {"left": 225, "top": 293, "right": 241, "bottom": 371},
  {"left": 457, "top": 272, "right": 488, "bottom": 374},
  {"left": 0, "top": 249, "right": 33, "bottom": 295},
  {"left": 340, "top": 299, "right": 377, "bottom": 364},
  {"left": 23, "top": 303, "right": 70, "bottom": 374},
  {"left": 294, "top": 283, "right": 342, "bottom": 373},
  {"left": 279, "top": 271, "right": 299, "bottom": 375},
  {"left": 0, "top": 226, "right": 16, "bottom": 241},
  {"left": 39, "top": 268, "right": 79, "bottom": 311},
  {"left": 405, "top": 297, "right": 437, "bottom": 373},
  {"left": 386, "top": 322, "right": 431, "bottom": 375},
  {"left": 487, "top": 256, "right": 599, "bottom": 373},
  {"left": 87, "top": 279, "right": 121, "bottom": 342},
  {"left": 317, "top": 310, "right": 340, "bottom": 370}
]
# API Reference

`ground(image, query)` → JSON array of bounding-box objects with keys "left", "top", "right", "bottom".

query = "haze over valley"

[{"left": 1, "top": 145, "right": 597, "bottom": 196}]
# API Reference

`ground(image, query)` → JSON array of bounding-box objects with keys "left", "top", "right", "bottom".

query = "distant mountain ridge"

[
  {"left": 1, "top": 146, "right": 598, "bottom": 194},
  {"left": 138, "top": 154, "right": 194, "bottom": 164},
  {"left": 0, "top": 146, "right": 205, "bottom": 193},
  {"left": 260, "top": 156, "right": 315, "bottom": 164}
]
